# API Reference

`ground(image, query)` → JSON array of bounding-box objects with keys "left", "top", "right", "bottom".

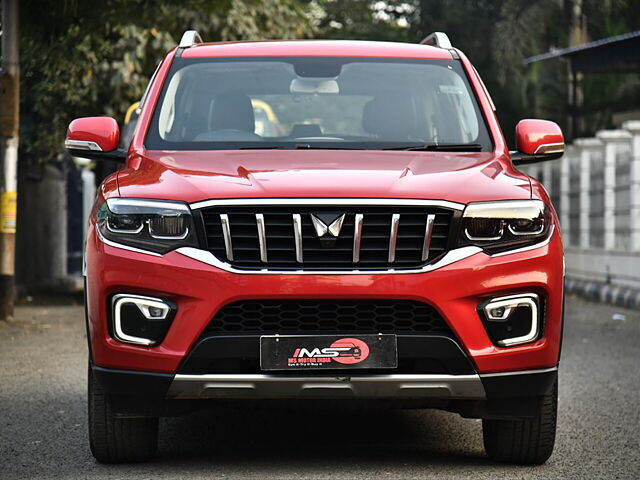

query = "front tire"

[
  {"left": 88, "top": 365, "right": 159, "bottom": 463},
  {"left": 482, "top": 379, "right": 557, "bottom": 464}
]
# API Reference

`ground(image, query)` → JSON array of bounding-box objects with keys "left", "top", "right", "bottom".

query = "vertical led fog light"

[
  {"left": 478, "top": 293, "right": 541, "bottom": 347},
  {"left": 111, "top": 294, "right": 177, "bottom": 346}
]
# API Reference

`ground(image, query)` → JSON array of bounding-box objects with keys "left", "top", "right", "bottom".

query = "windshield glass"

[{"left": 146, "top": 56, "right": 492, "bottom": 151}]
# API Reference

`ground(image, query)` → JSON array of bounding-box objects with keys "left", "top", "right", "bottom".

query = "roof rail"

[
  {"left": 420, "top": 32, "right": 453, "bottom": 49},
  {"left": 178, "top": 30, "right": 203, "bottom": 49}
]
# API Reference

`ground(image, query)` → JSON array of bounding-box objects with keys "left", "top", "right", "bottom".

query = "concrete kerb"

[{"left": 565, "top": 277, "right": 640, "bottom": 309}]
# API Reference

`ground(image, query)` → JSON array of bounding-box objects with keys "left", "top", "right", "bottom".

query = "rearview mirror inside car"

[{"left": 290, "top": 78, "right": 339, "bottom": 94}]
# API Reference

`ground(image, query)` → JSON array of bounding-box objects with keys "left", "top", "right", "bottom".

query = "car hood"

[{"left": 117, "top": 150, "right": 532, "bottom": 205}]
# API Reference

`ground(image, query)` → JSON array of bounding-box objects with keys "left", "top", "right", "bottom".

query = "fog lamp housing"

[
  {"left": 478, "top": 293, "right": 541, "bottom": 347},
  {"left": 111, "top": 294, "right": 177, "bottom": 346}
]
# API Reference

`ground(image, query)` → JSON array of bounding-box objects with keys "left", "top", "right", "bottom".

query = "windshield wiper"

[
  {"left": 238, "top": 145, "right": 292, "bottom": 150},
  {"left": 236, "top": 143, "right": 483, "bottom": 151},
  {"left": 238, "top": 144, "right": 361, "bottom": 150},
  {"left": 384, "top": 143, "right": 483, "bottom": 152}
]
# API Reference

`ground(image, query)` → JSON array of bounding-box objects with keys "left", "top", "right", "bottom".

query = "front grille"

[
  {"left": 201, "top": 299, "right": 452, "bottom": 336},
  {"left": 199, "top": 204, "right": 456, "bottom": 270}
]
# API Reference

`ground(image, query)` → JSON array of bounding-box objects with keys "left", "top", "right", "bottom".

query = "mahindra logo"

[{"left": 310, "top": 213, "right": 346, "bottom": 238}]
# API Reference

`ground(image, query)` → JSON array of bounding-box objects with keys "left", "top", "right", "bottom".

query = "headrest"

[
  {"left": 210, "top": 93, "right": 255, "bottom": 132},
  {"left": 362, "top": 95, "right": 417, "bottom": 139}
]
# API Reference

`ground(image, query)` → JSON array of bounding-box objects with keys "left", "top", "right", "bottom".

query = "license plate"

[{"left": 260, "top": 334, "right": 397, "bottom": 371}]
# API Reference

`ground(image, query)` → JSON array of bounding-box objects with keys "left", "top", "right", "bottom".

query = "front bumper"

[
  {"left": 168, "top": 373, "right": 487, "bottom": 399},
  {"left": 85, "top": 223, "right": 564, "bottom": 375},
  {"left": 93, "top": 364, "right": 558, "bottom": 412}
]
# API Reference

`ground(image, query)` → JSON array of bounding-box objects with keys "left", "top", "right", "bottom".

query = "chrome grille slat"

[
  {"left": 219, "top": 213, "right": 234, "bottom": 261},
  {"left": 388, "top": 213, "right": 400, "bottom": 263},
  {"left": 201, "top": 204, "right": 454, "bottom": 271},
  {"left": 353, "top": 213, "right": 363, "bottom": 263},
  {"left": 255, "top": 213, "right": 268, "bottom": 263},
  {"left": 422, "top": 214, "right": 436, "bottom": 261},
  {"left": 292, "top": 213, "right": 303, "bottom": 263}
]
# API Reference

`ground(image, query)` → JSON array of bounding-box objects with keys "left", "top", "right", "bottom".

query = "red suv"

[{"left": 66, "top": 31, "right": 565, "bottom": 465}]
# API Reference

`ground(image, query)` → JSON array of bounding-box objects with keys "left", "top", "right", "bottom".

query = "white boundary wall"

[{"left": 519, "top": 120, "right": 640, "bottom": 289}]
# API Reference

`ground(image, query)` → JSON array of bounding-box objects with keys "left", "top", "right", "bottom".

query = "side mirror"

[
  {"left": 511, "top": 119, "right": 564, "bottom": 165},
  {"left": 65, "top": 117, "right": 126, "bottom": 161}
]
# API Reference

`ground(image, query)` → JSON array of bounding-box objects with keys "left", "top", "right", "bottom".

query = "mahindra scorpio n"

[{"left": 66, "top": 31, "right": 565, "bottom": 465}]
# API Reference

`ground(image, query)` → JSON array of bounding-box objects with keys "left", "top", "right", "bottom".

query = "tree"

[
  {"left": 20, "top": 0, "right": 313, "bottom": 164},
  {"left": 16, "top": 0, "right": 314, "bottom": 293},
  {"left": 308, "top": 0, "right": 416, "bottom": 42},
  {"left": 412, "top": 0, "right": 640, "bottom": 142},
  {"left": 492, "top": 0, "right": 640, "bottom": 138}
]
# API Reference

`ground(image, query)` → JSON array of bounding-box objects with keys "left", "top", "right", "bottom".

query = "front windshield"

[{"left": 146, "top": 56, "right": 492, "bottom": 151}]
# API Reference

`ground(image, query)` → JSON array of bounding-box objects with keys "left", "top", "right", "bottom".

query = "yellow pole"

[{"left": 0, "top": 0, "right": 20, "bottom": 319}]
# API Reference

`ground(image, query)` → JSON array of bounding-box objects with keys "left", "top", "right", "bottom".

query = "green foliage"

[
  {"left": 18, "top": 0, "right": 640, "bottom": 162},
  {"left": 20, "top": 0, "right": 313, "bottom": 162},
  {"left": 413, "top": 0, "right": 640, "bottom": 143},
  {"left": 22, "top": 23, "right": 174, "bottom": 159},
  {"left": 307, "top": 0, "right": 416, "bottom": 42}
]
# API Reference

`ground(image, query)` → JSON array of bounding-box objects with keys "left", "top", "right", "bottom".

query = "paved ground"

[{"left": 1, "top": 295, "right": 639, "bottom": 479}]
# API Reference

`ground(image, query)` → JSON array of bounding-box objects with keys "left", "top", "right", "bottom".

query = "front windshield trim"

[{"left": 145, "top": 56, "right": 494, "bottom": 152}]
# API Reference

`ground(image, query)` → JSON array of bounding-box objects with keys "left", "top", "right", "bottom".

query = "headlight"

[
  {"left": 97, "top": 198, "right": 198, "bottom": 254},
  {"left": 458, "top": 200, "right": 552, "bottom": 254}
]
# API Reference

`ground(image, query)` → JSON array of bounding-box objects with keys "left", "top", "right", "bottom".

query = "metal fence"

[{"left": 519, "top": 120, "right": 640, "bottom": 289}]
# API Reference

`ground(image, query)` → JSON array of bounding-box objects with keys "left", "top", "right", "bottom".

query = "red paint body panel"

[
  {"left": 516, "top": 119, "right": 564, "bottom": 155},
  {"left": 180, "top": 40, "right": 454, "bottom": 60},
  {"left": 454, "top": 49, "right": 508, "bottom": 156},
  {"left": 67, "top": 116, "right": 120, "bottom": 152},
  {"left": 117, "top": 151, "right": 532, "bottom": 204},
  {"left": 85, "top": 224, "right": 563, "bottom": 374},
  {"left": 83, "top": 40, "right": 565, "bottom": 385}
]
